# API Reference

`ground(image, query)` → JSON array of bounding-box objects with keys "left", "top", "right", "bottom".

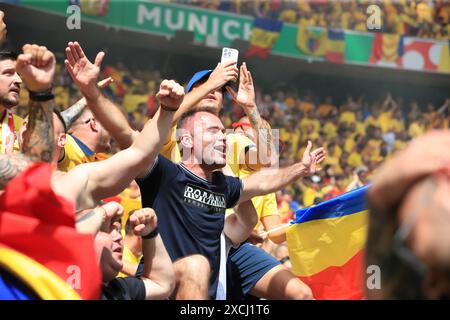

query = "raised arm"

[
  {"left": 129, "top": 208, "right": 175, "bottom": 300},
  {"left": 381, "top": 93, "right": 398, "bottom": 112},
  {"left": 55, "top": 80, "right": 184, "bottom": 210},
  {"left": 226, "top": 63, "right": 275, "bottom": 169},
  {"left": 0, "top": 153, "right": 31, "bottom": 190},
  {"left": 437, "top": 98, "right": 450, "bottom": 115},
  {"left": 64, "top": 41, "right": 138, "bottom": 149},
  {"left": 16, "top": 44, "right": 56, "bottom": 163},
  {"left": 0, "top": 11, "right": 6, "bottom": 46},
  {"left": 171, "top": 60, "right": 238, "bottom": 124},
  {"left": 61, "top": 77, "right": 113, "bottom": 129},
  {"left": 75, "top": 201, "right": 123, "bottom": 234},
  {"left": 0, "top": 44, "right": 57, "bottom": 189},
  {"left": 239, "top": 141, "right": 326, "bottom": 203}
]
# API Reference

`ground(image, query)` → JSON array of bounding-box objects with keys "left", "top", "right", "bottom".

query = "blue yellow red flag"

[
  {"left": 246, "top": 17, "right": 283, "bottom": 59},
  {"left": 326, "top": 29, "right": 345, "bottom": 63},
  {"left": 287, "top": 186, "right": 369, "bottom": 300}
]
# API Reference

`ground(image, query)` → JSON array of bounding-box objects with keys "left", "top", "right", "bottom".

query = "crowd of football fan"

[
  {"left": 1, "top": 5, "right": 450, "bottom": 300},
  {"left": 15, "top": 60, "right": 448, "bottom": 226},
  {"left": 184, "top": 0, "right": 450, "bottom": 40}
]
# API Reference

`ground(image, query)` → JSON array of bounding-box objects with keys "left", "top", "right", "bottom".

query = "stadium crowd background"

[
  {"left": 184, "top": 0, "right": 450, "bottom": 40},
  {"left": 11, "top": 55, "right": 450, "bottom": 263},
  {"left": 1, "top": 0, "right": 449, "bottom": 298}
]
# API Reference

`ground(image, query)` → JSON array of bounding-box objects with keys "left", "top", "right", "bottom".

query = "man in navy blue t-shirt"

[
  {"left": 136, "top": 108, "right": 326, "bottom": 299},
  {"left": 136, "top": 153, "right": 242, "bottom": 299}
]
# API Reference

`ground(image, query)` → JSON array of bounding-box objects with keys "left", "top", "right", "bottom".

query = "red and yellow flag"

[
  {"left": 0, "top": 163, "right": 101, "bottom": 299},
  {"left": 369, "top": 32, "right": 404, "bottom": 64}
]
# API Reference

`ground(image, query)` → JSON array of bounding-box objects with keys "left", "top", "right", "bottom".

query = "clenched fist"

[
  {"left": 99, "top": 201, "right": 124, "bottom": 232},
  {"left": 129, "top": 208, "right": 158, "bottom": 238},
  {"left": 156, "top": 80, "right": 184, "bottom": 112},
  {"left": 16, "top": 44, "right": 55, "bottom": 92}
]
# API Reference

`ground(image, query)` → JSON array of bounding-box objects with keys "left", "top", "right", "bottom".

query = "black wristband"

[
  {"left": 159, "top": 104, "right": 177, "bottom": 112},
  {"left": 142, "top": 227, "right": 159, "bottom": 240},
  {"left": 280, "top": 256, "right": 290, "bottom": 264},
  {"left": 29, "top": 90, "right": 54, "bottom": 102}
]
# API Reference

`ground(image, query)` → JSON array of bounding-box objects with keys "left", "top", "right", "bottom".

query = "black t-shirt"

[
  {"left": 101, "top": 277, "right": 146, "bottom": 300},
  {"left": 136, "top": 155, "right": 243, "bottom": 298}
]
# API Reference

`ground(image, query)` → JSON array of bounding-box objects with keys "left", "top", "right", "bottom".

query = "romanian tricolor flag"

[
  {"left": 0, "top": 163, "right": 101, "bottom": 299},
  {"left": 325, "top": 29, "right": 345, "bottom": 63},
  {"left": 369, "top": 32, "right": 404, "bottom": 65},
  {"left": 287, "top": 186, "right": 369, "bottom": 300},
  {"left": 245, "top": 17, "right": 283, "bottom": 59}
]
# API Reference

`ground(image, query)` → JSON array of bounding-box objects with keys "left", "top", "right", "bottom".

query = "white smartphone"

[{"left": 221, "top": 47, "right": 239, "bottom": 67}]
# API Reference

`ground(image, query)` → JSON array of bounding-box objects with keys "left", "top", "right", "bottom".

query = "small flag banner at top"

[
  {"left": 326, "top": 29, "right": 345, "bottom": 63},
  {"left": 369, "top": 32, "right": 404, "bottom": 65},
  {"left": 246, "top": 17, "right": 283, "bottom": 59}
]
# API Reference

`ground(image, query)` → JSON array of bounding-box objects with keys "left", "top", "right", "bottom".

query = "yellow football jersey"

[
  {"left": 160, "top": 125, "right": 181, "bottom": 163},
  {"left": 116, "top": 246, "right": 142, "bottom": 278},
  {"left": 57, "top": 134, "right": 99, "bottom": 172},
  {"left": 226, "top": 132, "right": 255, "bottom": 177}
]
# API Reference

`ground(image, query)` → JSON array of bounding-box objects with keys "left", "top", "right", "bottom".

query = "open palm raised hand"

[
  {"left": 65, "top": 41, "right": 105, "bottom": 100},
  {"left": 301, "top": 140, "right": 326, "bottom": 175}
]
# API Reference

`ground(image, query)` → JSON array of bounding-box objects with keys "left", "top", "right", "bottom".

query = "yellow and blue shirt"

[
  {"left": 117, "top": 246, "right": 142, "bottom": 278},
  {"left": 160, "top": 125, "right": 181, "bottom": 163},
  {"left": 58, "top": 134, "right": 99, "bottom": 172},
  {"left": 226, "top": 132, "right": 280, "bottom": 229}
]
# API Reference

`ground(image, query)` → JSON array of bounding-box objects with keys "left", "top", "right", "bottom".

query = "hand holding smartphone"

[
  {"left": 220, "top": 47, "right": 239, "bottom": 90},
  {"left": 221, "top": 47, "right": 239, "bottom": 68}
]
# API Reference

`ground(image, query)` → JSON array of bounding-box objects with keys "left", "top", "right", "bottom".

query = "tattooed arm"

[
  {"left": 242, "top": 104, "right": 275, "bottom": 169},
  {"left": 16, "top": 44, "right": 56, "bottom": 163},
  {"left": 61, "top": 77, "right": 113, "bottom": 130},
  {"left": 75, "top": 202, "right": 123, "bottom": 234},
  {"left": 0, "top": 153, "right": 31, "bottom": 189},
  {"left": 226, "top": 63, "right": 275, "bottom": 170},
  {"left": 61, "top": 98, "right": 85, "bottom": 130},
  {"left": 0, "top": 44, "right": 56, "bottom": 188},
  {"left": 21, "top": 99, "right": 54, "bottom": 163}
]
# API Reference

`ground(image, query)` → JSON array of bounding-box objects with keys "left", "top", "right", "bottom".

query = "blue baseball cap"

[{"left": 186, "top": 69, "right": 212, "bottom": 93}]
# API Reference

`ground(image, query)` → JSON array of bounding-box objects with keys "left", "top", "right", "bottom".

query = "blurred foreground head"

[{"left": 366, "top": 130, "right": 450, "bottom": 299}]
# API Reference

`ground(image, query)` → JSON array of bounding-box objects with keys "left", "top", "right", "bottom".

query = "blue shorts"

[{"left": 226, "top": 242, "right": 280, "bottom": 299}]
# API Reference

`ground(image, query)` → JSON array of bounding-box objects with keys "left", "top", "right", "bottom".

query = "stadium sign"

[
  {"left": 20, "top": 0, "right": 253, "bottom": 46},
  {"left": 136, "top": 1, "right": 253, "bottom": 44}
]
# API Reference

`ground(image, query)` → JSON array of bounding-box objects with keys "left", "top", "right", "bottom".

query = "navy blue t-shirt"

[{"left": 136, "top": 155, "right": 242, "bottom": 298}]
